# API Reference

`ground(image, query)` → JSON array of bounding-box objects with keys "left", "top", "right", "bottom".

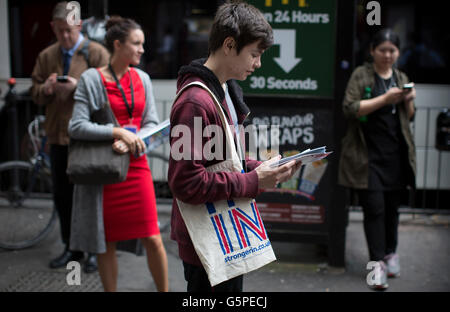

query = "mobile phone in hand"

[
  {"left": 403, "top": 83, "right": 414, "bottom": 90},
  {"left": 56, "top": 75, "right": 68, "bottom": 83}
]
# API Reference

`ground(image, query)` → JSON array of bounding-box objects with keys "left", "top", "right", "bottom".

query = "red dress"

[{"left": 98, "top": 68, "right": 159, "bottom": 242}]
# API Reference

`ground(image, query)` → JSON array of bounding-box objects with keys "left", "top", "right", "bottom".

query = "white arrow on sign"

[{"left": 273, "top": 29, "right": 302, "bottom": 74}]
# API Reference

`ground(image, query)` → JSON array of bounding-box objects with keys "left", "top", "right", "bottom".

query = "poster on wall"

[{"left": 247, "top": 108, "right": 334, "bottom": 225}]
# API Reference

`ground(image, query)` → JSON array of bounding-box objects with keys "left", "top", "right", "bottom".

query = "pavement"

[{"left": 1, "top": 199, "right": 449, "bottom": 292}]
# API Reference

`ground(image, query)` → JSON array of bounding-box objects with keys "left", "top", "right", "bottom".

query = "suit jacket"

[{"left": 31, "top": 38, "right": 110, "bottom": 145}]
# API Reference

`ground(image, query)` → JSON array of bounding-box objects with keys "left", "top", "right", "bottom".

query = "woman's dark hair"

[
  {"left": 371, "top": 28, "right": 401, "bottom": 50},
  {"left": 208, "top": 1, "right": 273, "bottom": 55},
  {"left": 104, "top": 16, "right": 142, "bottom": 53}
]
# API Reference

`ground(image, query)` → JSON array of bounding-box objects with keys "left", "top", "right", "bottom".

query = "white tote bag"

[{"left": 173, "top": 81, "right": 276, "bottom": 286}]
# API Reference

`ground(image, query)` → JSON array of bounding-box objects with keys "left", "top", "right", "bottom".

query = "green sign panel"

[{"left": 240, "top": 0, "right": 336, "bottom": 98}]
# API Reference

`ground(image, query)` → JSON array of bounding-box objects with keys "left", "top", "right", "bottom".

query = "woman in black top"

[{"left": 342, "top": 29, "right": 416, "bottom": 290}]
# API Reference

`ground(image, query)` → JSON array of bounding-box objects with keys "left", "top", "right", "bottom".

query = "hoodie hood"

[{"left": 177, "top": 58, "right": 251, "bottom": 120}]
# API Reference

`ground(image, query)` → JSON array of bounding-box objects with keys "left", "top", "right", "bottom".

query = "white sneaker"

[
  {"left": 369, "top": 261, "right": 389, "bottom": 290},
  {"left": 385, "top": 253, "right": 400, "bottom": 278}
]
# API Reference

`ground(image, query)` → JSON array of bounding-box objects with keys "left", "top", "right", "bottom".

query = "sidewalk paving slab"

[{"left": 1, "top": 203, "right": 449, "bottom": 292}]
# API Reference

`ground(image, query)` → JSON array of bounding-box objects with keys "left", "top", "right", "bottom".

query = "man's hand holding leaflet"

[
  {"left": 270, "top": 146, "right": 333, "bottom": 168},
  {"left": 256, "top": 155, "right": 303, "bottom": 189}
]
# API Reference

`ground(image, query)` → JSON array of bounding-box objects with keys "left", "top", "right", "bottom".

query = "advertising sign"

[
  {"left": 247, "top": 108, "right": 334, "bottom": 225},
  {"left": 240, "top": 0, "right": 336, "bottom": 98}
]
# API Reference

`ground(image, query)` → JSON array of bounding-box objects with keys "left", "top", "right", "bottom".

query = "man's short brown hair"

[{"left": 208, "top": 1, "right": 273, "bottom": 55}]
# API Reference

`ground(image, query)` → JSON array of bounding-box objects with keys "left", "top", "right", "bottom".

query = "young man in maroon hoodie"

[{"left": 168, "top": 1, "right": 302, "bottom": 292}]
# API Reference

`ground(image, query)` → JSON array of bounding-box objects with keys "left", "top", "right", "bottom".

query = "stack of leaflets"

[{"left": 270, "top": 146, "right": 332, "bottom": 168}]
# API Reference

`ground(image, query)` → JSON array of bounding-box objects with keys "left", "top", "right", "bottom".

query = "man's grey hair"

[{"left": 52, "top": 1, "right": 70, "bottom": 21}]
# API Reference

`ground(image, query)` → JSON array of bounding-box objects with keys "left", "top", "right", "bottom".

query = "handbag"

[
  {"left": 174, "top": 82, "right": 276, "bottom": 287},
  {"left": 67, "top": 101, "right": 130, "bottom": 185}
]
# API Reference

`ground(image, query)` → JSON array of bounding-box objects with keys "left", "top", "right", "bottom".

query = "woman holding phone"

[
  {"left": 338, "top": 28, "right": 417, "bottom": 290},
  {"left": 68, "top": 16, "right": 168, "bottom": 292}
]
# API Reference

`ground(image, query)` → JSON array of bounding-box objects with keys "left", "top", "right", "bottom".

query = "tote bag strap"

[{"left": 174, "top": 81, "right": 243, "bottom": 169}]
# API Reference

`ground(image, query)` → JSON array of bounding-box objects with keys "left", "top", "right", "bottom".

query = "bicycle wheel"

[{"left": 0, "top": 161, "right": 56, "bottom": 250}]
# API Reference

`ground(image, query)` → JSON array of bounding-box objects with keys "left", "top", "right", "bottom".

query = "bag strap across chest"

[{"left": 174, "top": 81, "right": 243, "bottom": 170}]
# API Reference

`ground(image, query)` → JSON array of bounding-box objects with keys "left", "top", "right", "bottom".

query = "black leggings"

[
  {"left": 358, "top": 190, "right": 403, "bottom": 261},
  {"left": 183, "top": 261, "right": 243, "bottom": 292}
]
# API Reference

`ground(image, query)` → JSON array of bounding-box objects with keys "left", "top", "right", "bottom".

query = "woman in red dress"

[{"left": 96, "top": 16, "right": 168, "bottom": 292}]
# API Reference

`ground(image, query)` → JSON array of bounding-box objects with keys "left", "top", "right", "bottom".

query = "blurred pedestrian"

[
  {"left": 168, "top": 2, "right": 301, "bottom": 292},
  {"left": 31, "top": 1, "right": 109, "bottom": 273},
  {"left": 338, "top": 28, "right": 417, "bottom": 290},
  {"left": 81, "top": 0, "right": 109, "bottom": 45},
  {"left": 68, "top": 16, "right": 168, "bottom": 292}
]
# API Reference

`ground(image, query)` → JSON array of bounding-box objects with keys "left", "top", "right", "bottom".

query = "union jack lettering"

[{"left": 207, "top": 200, "right": 268, "bottom": 255}]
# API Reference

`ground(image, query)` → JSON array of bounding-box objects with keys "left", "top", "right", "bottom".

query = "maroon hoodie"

[{"left": 168, "top": 58, "right": 262, "bottom": 266}]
